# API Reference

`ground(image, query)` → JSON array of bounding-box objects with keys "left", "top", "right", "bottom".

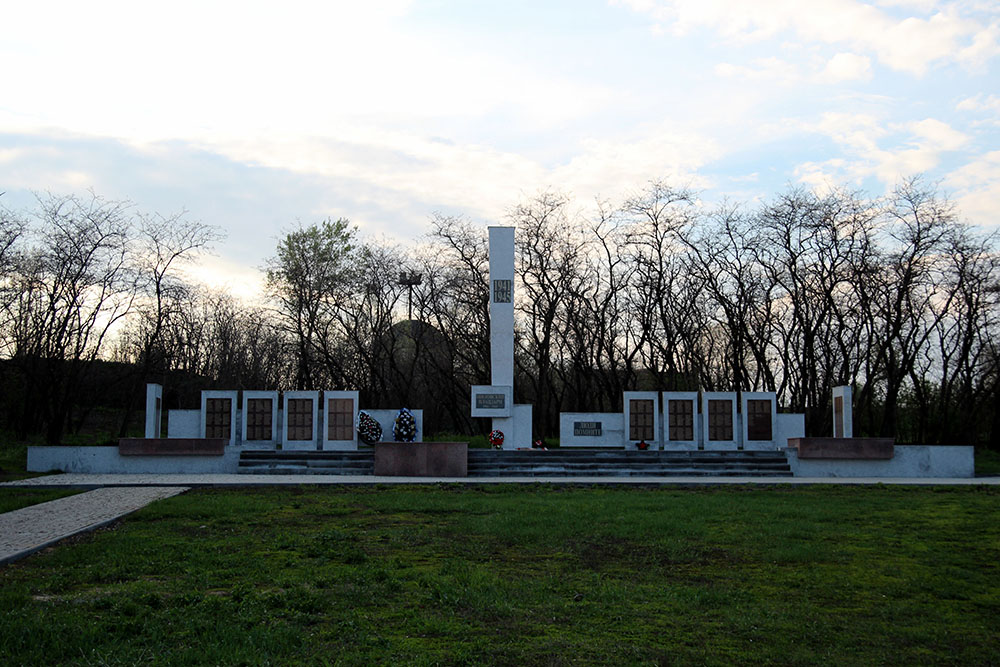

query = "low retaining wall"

[
  {"left": 119, "top": 438, "right": 226, "bottom": 456},
  {"left": 786, "top": 445, "right": 974, "bottom": 478},
  {"left": 374, "top": 442, "right": 468, "bottom": 477},
  {"left": 788, "top": 437, "right": 894, "bottom": 459},
  {"left": 28, "top": 446, "right": 241, "bottom": 474}
]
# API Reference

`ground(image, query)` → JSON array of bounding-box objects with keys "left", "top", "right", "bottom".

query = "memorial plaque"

[
  {"left": 746, "top": 399, "right": 773, "bottom": 441},
  {"left": 246, "top": 398, "right": 273, "bottom": 441},
  {"left": 327, "top": 398, "right": 354, "bottom": 441},
  {"left": 492, "top": 279, "right": 512, "bottom": 303},
  {"left": 708, "top": 399, "right": 733, "bottom": 441},
  {"left": 668, "top": 399, "right": 694, "bottom": 441},
  {"left": 476, "top": 393, "right": 506, "bottom": 410},
  {"left": 573, "top": 421, "right": 602, "bottom": 436},
  {"left": 205, "top": 398, "right": 232, "bottom": 440},
  {"left": 629, "top": 399, "right": 654, "bottom": 441},
  {"left": 287, "top": 398, "right": 314, "bottom": 441}
]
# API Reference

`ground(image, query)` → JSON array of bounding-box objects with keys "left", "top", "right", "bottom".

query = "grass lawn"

[
  {"left": 0, "top": 487, "right": 84, "bottom": 514},
  {"left": 0, "top": 444, "right": 40, "bottom": 482},
  {"left": 1, "top": 485, "right": 998, "bottom": 665},
  {"left": 976, "top": 448, "right": 1000, "bottom": 476}
]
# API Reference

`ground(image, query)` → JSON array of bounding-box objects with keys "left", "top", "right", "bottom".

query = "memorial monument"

[{"left": 470, "top": 226, "right": 532, "bottom": 449}]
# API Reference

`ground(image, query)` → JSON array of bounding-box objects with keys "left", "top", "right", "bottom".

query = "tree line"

[{"left": 2, "top": 179, "right": 998, "bottom": 446}]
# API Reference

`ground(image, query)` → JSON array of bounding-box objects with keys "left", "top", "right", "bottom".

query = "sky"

[{"left": 2, "top": 0, "right": 998, "bottom": 297}]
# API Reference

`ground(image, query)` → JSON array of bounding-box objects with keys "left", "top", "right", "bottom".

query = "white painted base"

[
  {"left": 28, "top": 446, "right": 241, "bottom": 474},
  {"left": 743, "top": 441, "right": 781, "bottom": 451},
  {"left": 240, "top": 442, "right": 276, "bottom": 450},
  {"left": 703, "top": 441, "right": 737, "bottom": 451},
  {"left": 321, "top": 441, "right": 357, "bottom": 451},
  {"left": 281, "top": 441, "right": 318, "bottom": 451},
  {"left": 497, "top": 404, "right": 533, "bottom": 450},
  {"left": 661, "top": 441, "right": 699, "bottom": 451},
  {"left": 786, "top": 445, "right": 975, "bottom": 478}
]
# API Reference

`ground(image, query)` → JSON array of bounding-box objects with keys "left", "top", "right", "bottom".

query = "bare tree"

[{"left": 7, "top": 193, "right": 139, "bottom": 442}]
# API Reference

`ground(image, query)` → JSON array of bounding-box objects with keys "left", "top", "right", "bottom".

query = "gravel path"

[{"left": 0, "top": 486, "right": 189, "bottom": 565}]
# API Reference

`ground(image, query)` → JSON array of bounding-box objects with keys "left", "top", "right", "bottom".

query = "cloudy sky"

[{"left": 2, "top": 0, "right": 998, "bottom": 295}]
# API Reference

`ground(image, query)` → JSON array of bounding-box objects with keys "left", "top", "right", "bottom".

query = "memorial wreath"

[
  {"left": 393, "top": 407, "right": 417, "bottom": 442},
  {"left": 357, "top": 411, "right": 382, "bottom": 445},
  {"left": 489, "top": 429, "right": 504, "bottom": 449}
]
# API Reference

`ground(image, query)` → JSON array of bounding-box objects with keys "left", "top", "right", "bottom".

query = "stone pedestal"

[
  {"left": 119, "top": 438, "right": 226, "bottom": 456},
  {"left": 373, "top": 442, "right": 468, "bottom": 477},
  {"left": 788, "top": 437, "right": 894, "bottom": 459}
]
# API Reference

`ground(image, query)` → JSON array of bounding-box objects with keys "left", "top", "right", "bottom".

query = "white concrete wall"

[
  {"left": 786, "top": 445, "right": 975, "bottom": 478},
  {"left": 776, "top": 413, "right": 805, "bottom": 448},
  {"left": 323, "top": 391, "right": 360, "bottom": 450},
  {"left": 702, "top": 392, "right": 738, "bottom": 450},
  {"left": 282, "top": 390, "right": 319, "bottom": 450},
  {"left": 623, "top": 391, "right": 661, "bottom": 448},
  {"left": 510, "top": 404, "right": 533, "bottom": 449},
  {"left": 741, "top": 392, "right": 777, "bottom": 451},
  {"left": 832, "top": 385, "right": 853, "bottom": 438},
  {"left": 167, "top": 410, "right": 200, "bottom": 438},
  {"left": 242, "top": 391, "right": 279, "bottom": 448},
  {"left": 145, "top": 384, "right": 162, "bottom": 438},
  {"left": 367, "top": 409, "right": 424, "bottom": 443},
  {"left": 201, "top": 390, "right": 238, "bottom": 446},
  {"left": 28, "top": 446, "right": 241, "bottom": 474},
  {"left": 559, "top": 413, "right": 624, "bottom": 447}
]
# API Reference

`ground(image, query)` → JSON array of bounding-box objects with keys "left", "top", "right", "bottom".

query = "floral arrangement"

[
  {"left": 489, "top": 430, "right": 504, "bottom": 449},
  {"left": 636, "top": 440, "right": 650, "bottom": 450},
  {"left": 357, "top": 411, "right": 382, "bottom": 445},
  {"left": 392, "top": 407, "right": 417, "bottom": 442}
]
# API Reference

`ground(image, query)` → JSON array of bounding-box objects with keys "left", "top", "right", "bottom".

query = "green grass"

[
  {"left": 0, "top": 488, "right": 84, "bottom": 514},
  {"left": 1, "top": 485, "right": 998, "bottom": 665},
  {"left": 976, "top": 447, "right": 1000, "bottom": 476},
  {"left": 0, "top": 443, "right": 35, "bottom": 482}
]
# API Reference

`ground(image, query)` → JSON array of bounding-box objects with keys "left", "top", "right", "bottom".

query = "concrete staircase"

[
  {"left": 237, "top": 448, "right": 792, "bottom": 477},
  {"left": 467, "top": 449, "right": 792, "bottom": 477},
  {"left": 237, "top": 450, "right": 375, "bottom": 475}
]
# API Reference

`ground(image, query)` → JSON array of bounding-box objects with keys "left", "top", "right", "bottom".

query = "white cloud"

[
  {"left": 715, "top": 57, "right": 800, "bottom": 84},
  {"left": 956, "top": 94, "right": 1000, "bottom": 112},
  {"left": 551, "top": 126, "right": 720, "bottom": 199},
  {"left": 822, "top": 52, "right": 873, "bottom": 82},
  {"left": 797, "top": 113, "right": 970, "bottom": 186},
  {"left": 615, "top": 0, "right": 1000, "bottom": 75},
  {"left": 906, "top": 118, "right": 969, "bottom": 151},
  {"left": 1, "top": 1, "right": 617, "bottom": 146},
  {"left": 179, "top": 255, "right": 266, "bottom": 303},
  {"left": 944, "top": 151, "right": 1000, "bottom": 228}
]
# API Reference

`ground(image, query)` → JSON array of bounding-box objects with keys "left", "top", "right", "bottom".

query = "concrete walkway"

[
  {"left": 0, "top": 486, "right": 189, "bottom": 565},
  {"left": 3, "top": 473, "right": 999, "bottom": 487}
]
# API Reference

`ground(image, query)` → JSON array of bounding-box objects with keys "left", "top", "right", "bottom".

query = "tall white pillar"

[
  {"left": 489, "top": 227, "right": 515, "bottom": 389},
  {"left": 832, "top": 385, "right": 853, "bottom": 438},
  {"left": 145, "top": 383, "right": 162, "bottom": 439},
  {"left": 489, "top": 227, "right": 516, "bottom": 445}
]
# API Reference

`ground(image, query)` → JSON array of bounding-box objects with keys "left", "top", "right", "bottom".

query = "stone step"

[
  {"left": 236, "top": 448, "right": 792, "bottom": 476},
  {"left": 466, "top": 469, "right": 793, "bottom": 477}
]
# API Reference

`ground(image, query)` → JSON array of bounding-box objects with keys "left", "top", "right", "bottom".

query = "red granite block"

[
  {"left": 787, "top": 437, "right": 894, "bottom": 460},
  {"left": 374, "top": 442, "right": 468, "bottom": 477},
  {"left": 118, "top": 438, "right": 226, "bottom": 456}
]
